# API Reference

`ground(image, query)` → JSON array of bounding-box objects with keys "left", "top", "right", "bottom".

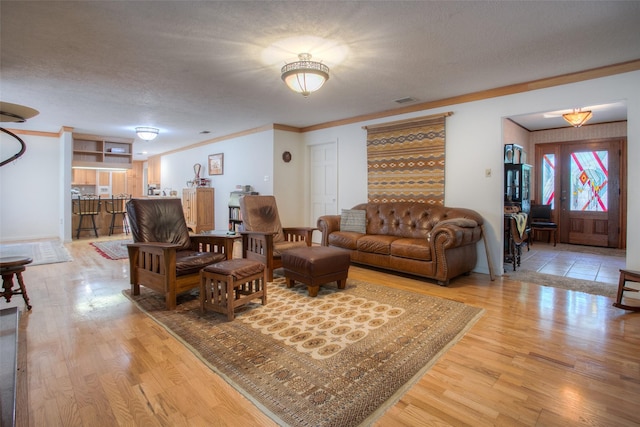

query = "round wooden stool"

[{"left": 0, "top": 256, "right": 33, "bottom": 310}]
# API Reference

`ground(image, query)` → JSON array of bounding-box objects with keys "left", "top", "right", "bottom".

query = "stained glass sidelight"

[
  {"left": 570, "top": 150, "right": 608, "bottom": 212},
  {"left": 542, "top": 154, "right": 555, "bottom": 208}
]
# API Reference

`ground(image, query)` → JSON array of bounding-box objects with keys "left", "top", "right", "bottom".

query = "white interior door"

[{"left": 309, "top": 142, "right": 338, "bottom": 243}]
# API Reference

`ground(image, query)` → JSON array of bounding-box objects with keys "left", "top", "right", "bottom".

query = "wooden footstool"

[
  {"left": 1, "top": 256, "right": 33, "bottom": 310},
  {"left": 281, "top": 246, "right": 350, "bottom": 297},
  {"left": 200, "top": 259, "right": 267, "bottom": 320}
]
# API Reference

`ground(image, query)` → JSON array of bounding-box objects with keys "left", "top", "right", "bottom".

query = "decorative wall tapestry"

[{"left": 365, "top": 113, "right": 451, "bottom": 205}]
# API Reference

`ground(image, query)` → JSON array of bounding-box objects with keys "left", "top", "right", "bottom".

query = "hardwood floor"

[{"left": 8, "top": 236, "right": 640, "bottom": 426}]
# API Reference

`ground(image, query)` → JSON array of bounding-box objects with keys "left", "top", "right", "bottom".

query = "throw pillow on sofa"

[{"left": 340, "top": 209, "right": 366, "bottom": 233}]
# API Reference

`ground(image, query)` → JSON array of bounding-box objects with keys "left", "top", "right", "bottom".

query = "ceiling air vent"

[{"left": 394, "top": 97, "right": 418, "bottom": 104}]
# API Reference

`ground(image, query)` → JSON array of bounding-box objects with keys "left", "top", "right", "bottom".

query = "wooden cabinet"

[
  {"left": 111, "top": 172, "right": 127, "bottom": 195},
  {"left": 98, "top": 171, "right": 110, "bottom": 186},
  {"left": 71, "top": 169, "right": 97, "bottom": 185},
  {"left": 505, "top": 164, "right": 532, "bottom": 213},
  {"left": 147, "top": 156, "right": 161, "bottom": 186},
  {"left": 126, "top": 161, "right": 144, "bottom": 198},
  {"left": 72, "top": 133, "right": 133, "bottom": 169},
  {"left": 182, "top": 187, "right": 214, "bottom": 233}
]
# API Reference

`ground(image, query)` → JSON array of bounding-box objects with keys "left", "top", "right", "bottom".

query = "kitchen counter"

[
  {"left": 71, "top": 196, "right": 183, "bottom": 238},
  {"left": 71, "top": 197, "right": 129, "bottom": 238}
]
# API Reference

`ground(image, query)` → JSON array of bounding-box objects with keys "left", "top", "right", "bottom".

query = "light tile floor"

[{"left": 519, "top": 242, "right": 626, "bottom": 285}]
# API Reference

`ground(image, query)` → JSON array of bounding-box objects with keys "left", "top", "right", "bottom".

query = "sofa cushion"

[
  {"left": 340, "top": 209, "right": 366, "bottom": 233},
  {"left": 357, "top": 235, "right": 399, "bottom": 255},
  {"left": 390, "top": 238, "right": 431, "bottom": 261}
]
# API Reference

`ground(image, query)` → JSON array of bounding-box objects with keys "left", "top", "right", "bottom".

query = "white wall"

[
  {"left": 0, "top": 132, "right": 63, "bottom": 242},
  {"left": 273, "top": 129, "right": 307, "bottom": 227},
  {"left": 160, "top": 129, "right": 275, "bottom": 231},
  {"left": 302, "top": 71, "right": 640, "bottom": 274}
]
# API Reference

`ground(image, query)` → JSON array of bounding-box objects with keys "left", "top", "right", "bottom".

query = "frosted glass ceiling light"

[
  {"left": 562, "top": 109, "right": 593, "bottom": 127},
  {"left": 136, "top": 126, "right": 159, "bottom": 141},
  {"left": 281, "top": 53, "right": 330, "bottom": 97}
]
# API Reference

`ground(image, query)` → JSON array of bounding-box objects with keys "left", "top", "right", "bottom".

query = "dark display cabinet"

[{"left": 504, "top": 163, "right": 531, "bottom": 213}]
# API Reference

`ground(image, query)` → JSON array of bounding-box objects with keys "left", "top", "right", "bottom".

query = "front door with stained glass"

[{"left": 559, "top": 141, "right": 621, "bottom": 247}]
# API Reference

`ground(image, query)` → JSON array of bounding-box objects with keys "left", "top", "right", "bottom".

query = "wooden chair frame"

[
  {"left": 128, "top": 235, "right": 233, "bottom": 310},
  {"left": 241, "top": 227, "right": 314, "bottom": 281},
  {"left": 613, "top": 269, "right": 640, "bottom": 312}
]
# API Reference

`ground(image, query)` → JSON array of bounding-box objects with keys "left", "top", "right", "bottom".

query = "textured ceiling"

[{"left": 1, "top": 1, "right": 639, "bottom": 159}]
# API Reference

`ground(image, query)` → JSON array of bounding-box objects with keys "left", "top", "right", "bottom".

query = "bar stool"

[
  {"left": 105, "top": 194, "right": 131, "bottom": 236},
  {"left": 613, "top": 269, "right": 640, "bottom": 311},
  {"left": 72, "top": 195, "right": 102, "bottom": 239},
  {"left": 0, "top": 256, "right": 32, "bottom": 310}
]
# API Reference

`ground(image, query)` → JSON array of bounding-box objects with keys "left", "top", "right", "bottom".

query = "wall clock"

[{"left": 282, "top": 151, "right": 292, "bottom": 163}]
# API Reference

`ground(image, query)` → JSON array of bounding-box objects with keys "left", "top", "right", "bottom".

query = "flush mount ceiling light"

[
  {"left": 562, "top": 109, "right": 593, "bottom": 127},
  {"left": 135, "top": 126, "right": 159, "bottom": 141},
  {"left": 281, "top": 53, "right": 330, "bottom": 97}
]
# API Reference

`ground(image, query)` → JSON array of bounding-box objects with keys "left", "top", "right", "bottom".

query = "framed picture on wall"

[{"left": 208, "top": 153, "right": 223, "bottom": 175}]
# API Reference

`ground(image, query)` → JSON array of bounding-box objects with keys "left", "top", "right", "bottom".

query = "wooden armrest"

[
  {"left": 190, "top": 235, "right": 233, "bottom": 259},
  {"left": 283, "top": 227, "right": 316, "bottom": 244},
  {"left": 283, "top": 227, "right": 317, "bottom": 233},
  {"left": 240, "top": 230, "right": 278, "bottom": 237},
  {"left": 127, "top": 242, "right": 182, "bottom": 250}
]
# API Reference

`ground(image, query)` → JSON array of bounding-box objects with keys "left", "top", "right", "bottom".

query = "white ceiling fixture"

[
  {"left": 135, "top": 126, "right": 159, "bottom": 141},
  {"left": 562, "top": 109, "right": 593, "bottom": 127},
  {"left": 281, "top": 53, "right": 330, "bottom": 97}
]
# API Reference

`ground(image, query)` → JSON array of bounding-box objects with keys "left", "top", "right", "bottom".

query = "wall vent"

[{"left": 394, "top": 97, "right": 418, "bottom": 104}]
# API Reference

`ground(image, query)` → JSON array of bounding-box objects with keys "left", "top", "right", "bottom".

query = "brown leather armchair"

[
  {"left": 126, "top": 198, "right": 231, "bottom": 309},
  {"left": 239, "top": 195, "right": 315, "bottom": 281}
]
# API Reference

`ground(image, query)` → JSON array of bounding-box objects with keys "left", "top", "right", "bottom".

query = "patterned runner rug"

[
  {"left": 90, "top": 239, "right": 131, "bottom": 260},
  {"left": 124, "top": 277, "right": 484, "bottom": 426},
  {"left": 0, "top": 239, "right": 72, "bottom": 265}
]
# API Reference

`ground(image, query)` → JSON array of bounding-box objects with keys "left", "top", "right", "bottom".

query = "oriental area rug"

[
  {"left": 90, "top": 239, "right": 131, "bottom": 260},
  {"left": 124, "top": 277, "right": 484, "bottom": 427}
]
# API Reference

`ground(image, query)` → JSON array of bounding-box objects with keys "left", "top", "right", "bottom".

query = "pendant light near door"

[{"left": 562, "top": 109, "right": 593, "bottom": 127}]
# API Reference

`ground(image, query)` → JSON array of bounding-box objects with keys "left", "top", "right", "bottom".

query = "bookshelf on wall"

[
  {"left": 72, "top": 133, "right": 133, "bottom": 169},
  {"left": 228, "top": 189, "right": 258, "bottom": 232}
]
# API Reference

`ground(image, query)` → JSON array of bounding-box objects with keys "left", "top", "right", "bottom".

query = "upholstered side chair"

[
  {"left": 239, "top": 195, "right": 315, "bottom": 281},
  {"left": 126, "top": 198, "right": 231, "bottom": 309}
]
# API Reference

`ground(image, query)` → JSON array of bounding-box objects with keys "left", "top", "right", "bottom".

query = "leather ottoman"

[{"left": 281, "top": 246, "right": 350, "bottom": 297}]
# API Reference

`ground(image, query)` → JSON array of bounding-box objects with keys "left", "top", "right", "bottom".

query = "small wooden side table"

[
  {"left": 0, "top": 256, "right": 33, "bottom": 310},
  {"left": 613, "top": 269, "right": 640, "bottom": 312}
]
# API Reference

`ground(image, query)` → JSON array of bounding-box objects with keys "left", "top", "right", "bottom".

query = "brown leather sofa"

[{"left": 317, "top": 202, "right": 484, "bottom": 285}]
